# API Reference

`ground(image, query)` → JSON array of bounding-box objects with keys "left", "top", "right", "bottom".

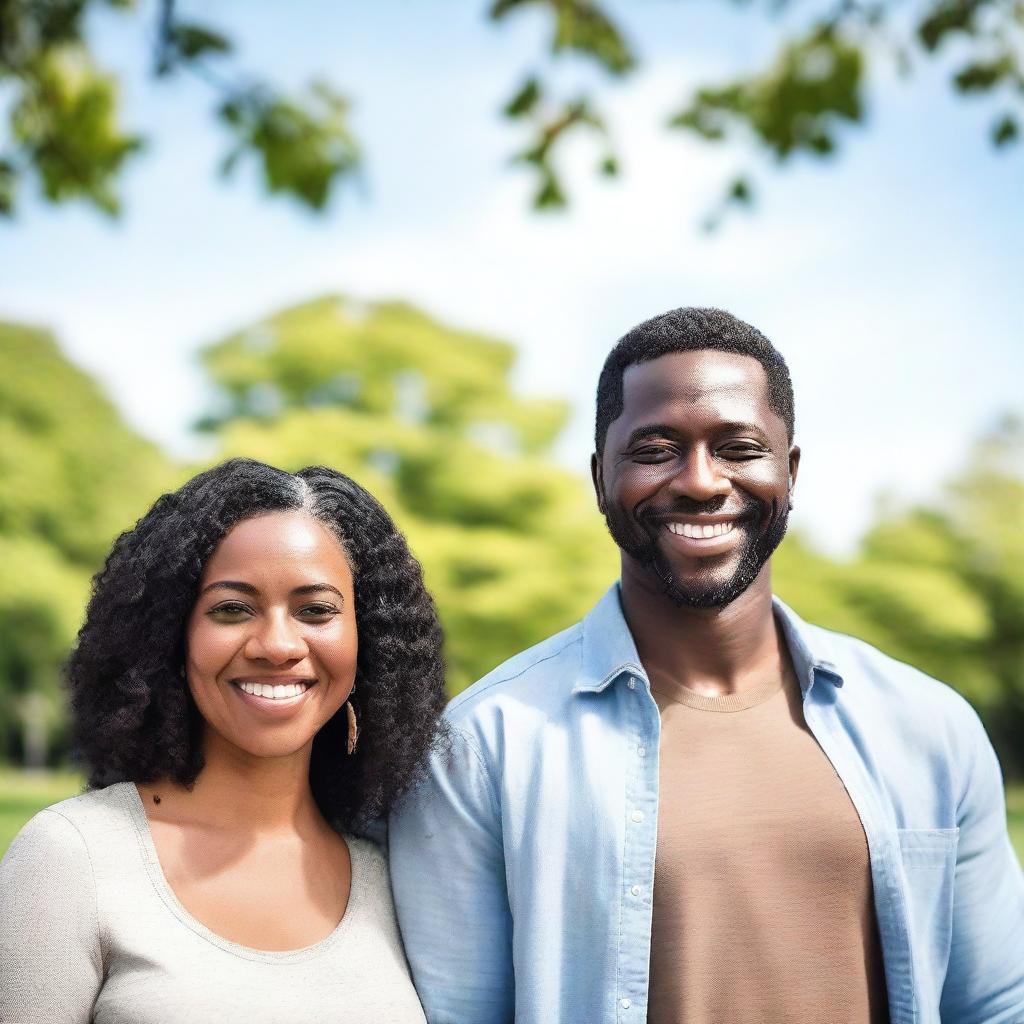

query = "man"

[{"left": 389, "top": 308, "right": 1024, "bottom": 1024}]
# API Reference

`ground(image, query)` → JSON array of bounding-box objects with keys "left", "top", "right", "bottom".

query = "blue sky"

[{"left": 2, "top": 0, "right": 1021, "bottom": 552}]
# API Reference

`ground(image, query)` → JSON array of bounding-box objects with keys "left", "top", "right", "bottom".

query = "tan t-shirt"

[{"left": 647, "top": 663, "right": 889, "bottom": 1024}]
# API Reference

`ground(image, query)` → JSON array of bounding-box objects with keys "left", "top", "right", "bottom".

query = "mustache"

[{"left": 638, "top": 493, "right": 764, "bottom": 523}]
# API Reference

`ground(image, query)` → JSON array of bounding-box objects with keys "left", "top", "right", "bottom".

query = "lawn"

[{"left": 2, "top": 769, "right": 1023, "bottom": 865}]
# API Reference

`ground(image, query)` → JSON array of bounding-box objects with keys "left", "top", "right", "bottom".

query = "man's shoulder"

[
  {"left": 799, "top": 614, "right": 982, "bottom": 732},
  {"left": 446, "top": 619, "right": 585, "bottom": 726}
]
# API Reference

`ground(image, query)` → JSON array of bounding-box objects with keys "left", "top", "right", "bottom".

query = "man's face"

[{"left": 593, "top": 350, "right": 800, "bottom": 609}]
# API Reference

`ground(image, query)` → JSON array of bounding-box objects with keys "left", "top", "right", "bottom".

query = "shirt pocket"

[{"left": 897, "top": 828, "right": 959, "bottom": 994}]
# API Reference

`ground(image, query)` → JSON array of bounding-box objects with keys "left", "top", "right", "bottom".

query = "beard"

[{"left": 603, "top": 492, "right": 790, "bottom": 609}]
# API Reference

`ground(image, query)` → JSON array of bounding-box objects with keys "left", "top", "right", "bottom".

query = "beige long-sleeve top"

[{"left": 0, "top": 782, "right": 426, "bottom": 1024}]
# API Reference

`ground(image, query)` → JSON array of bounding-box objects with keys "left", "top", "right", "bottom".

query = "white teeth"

[
  {"left": 666, "top": 521, "right": 735, "bottom": 539},
  {"left": 238, "top": 681, "right": 310, "bottom": 700}
]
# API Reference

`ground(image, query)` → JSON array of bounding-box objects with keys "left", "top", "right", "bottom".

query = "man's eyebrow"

[
  {"left": 199, "top": 581, "right": 345, "bottom": 603},
  {"left": 623, "top": 424, "right": 681, "bottom": 448}
]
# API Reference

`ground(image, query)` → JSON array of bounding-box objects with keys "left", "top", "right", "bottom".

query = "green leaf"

[
  {"left": 504, "top": 76, "right": 542, "bottom": 118},
  {"left": 917, "top": 0, "right": 983, "bottom": 52},
  {"left": 953, "top": 57, "right": 1013, "bottom": 92},
  {"left": 489, "top": 0, "right": 635, "bottom": 75},
  {"left": 168, "top": 22, "right": 232, "bottom": 61},
  {"left": 0, "top": 159, "right": 16, "bottom": 216},
  {"left": 993, "top": 113, "right": 1019, "bottom": 146}
]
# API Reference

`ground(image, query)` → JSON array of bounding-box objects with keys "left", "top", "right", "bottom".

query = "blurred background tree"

[
  {"left": 1, "top": 310, "right": 1022, "bottom": 780},
  {"left": 1, "top": 0, "right": 1020, "bottom": 224},
  {"left": 0, "top": 321, "right": 174, "bottom": 765}
]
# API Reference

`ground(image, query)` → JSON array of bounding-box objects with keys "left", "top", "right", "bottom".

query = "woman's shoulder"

[{"left": 1, "top": 782, "right": 140, "bottom": 876}]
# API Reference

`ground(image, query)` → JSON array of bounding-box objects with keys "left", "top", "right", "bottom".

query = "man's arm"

[
  {"left": 389, "top": 724, "right": 514, "bottom": 1024},
  {"left": 939, "top": 709, "right": 1024, "bottom": 1023}
]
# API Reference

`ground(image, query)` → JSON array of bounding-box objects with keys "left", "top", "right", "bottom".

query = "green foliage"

[
  {"left": 776, "top": 417, "right": 1024, "bottom": 774},
  {"left": 0, "top": 321, "right": 174, "bottom": 762},
  {"left": 5, "top": 0, "right": 1020, "bottom": 223},
  {"left": 0, "top": 0, "right": 360, "bottom": 216},
  {"left": 218, "top": 81, "right": 359, "bottom": 210}
]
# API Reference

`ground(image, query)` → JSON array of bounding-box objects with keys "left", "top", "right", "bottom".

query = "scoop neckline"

[{"left": 118, "top": 781, "right": 364, "bottom": 963}]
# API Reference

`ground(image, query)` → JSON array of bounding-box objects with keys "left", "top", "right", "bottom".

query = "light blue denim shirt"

[{"left": 389, "top": 584, "right": 1024, "bottom": 1024}]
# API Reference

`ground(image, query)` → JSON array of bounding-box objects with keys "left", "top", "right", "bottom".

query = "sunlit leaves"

[
  {"left": 490, "top": 0, "right": 635, "bottom": 74},
  {"left": 917, "top": 0, "right": 985, "bottom": 51},
  {"left": 156, "top": 21, "right": 231, "bottom": 74},
  {"left": 503, "top": 77, "right": 617, "bottom": 209},
  {"left": 671, "top": 28, "right": 864, "bottom": 161},
  {"left": 218, "top": 80, "right": 359, "bottom": 210},
  {"left": 8, "top": 46, "right": 142, "bottom": 214}
]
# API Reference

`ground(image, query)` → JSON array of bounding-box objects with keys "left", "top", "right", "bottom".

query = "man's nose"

[
  {"left": 244, "top": 612, "right": 308, "bottom": 664},
  {"left": 667, "top": 446, "right": 731, "bottom": 502}
]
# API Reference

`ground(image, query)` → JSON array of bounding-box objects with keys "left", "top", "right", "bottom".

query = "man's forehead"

[{"left": 621, "top": 350, "right": 770, "bottom": 411}]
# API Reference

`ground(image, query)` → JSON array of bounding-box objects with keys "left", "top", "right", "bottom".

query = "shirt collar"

[
  {"left": 573, "top": 584, "right": 646, "bottom": 695},
  {"left": 573, "top": 584, "right": 845, "bottom": 697}
]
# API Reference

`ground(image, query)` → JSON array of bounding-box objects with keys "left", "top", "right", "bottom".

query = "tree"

[
  {"left": 2, "top": 0, "right": 1020, "bottom": 223},
  {"left": 774, "top": 415, "right": 1024, "bottom": 776},
  {"left": 196, "top": 294, "right": 618, "bottom": 693},
  {"left": 0, "top": 321, "right": 174, "bottom": 763}
]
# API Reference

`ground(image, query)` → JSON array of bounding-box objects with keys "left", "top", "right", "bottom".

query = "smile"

[
  {"left": 231, "top": 678, "right": 317, "bottom": 704},
  {"left": 665, "top": 521, "right": 736, "bottom": 539}
]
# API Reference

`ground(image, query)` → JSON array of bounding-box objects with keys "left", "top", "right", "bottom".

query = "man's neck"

[{"left": 620, "top": 562, "right": 788, "bottom": 698}]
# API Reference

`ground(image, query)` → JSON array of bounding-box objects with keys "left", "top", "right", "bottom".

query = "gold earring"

[{"left": 345, "top": 694, "right": 359, "bottom": 756}]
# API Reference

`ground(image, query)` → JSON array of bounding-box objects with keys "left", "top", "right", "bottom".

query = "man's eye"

[
  {"left": 721, "top": 444, "right": 765, "bottom": 459},
  {"left": 633, "top": 445, "right": 674, "bottom": 460}
]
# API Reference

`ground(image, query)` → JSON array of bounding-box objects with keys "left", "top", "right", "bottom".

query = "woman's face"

[{"left": 185, "top": 510, "right": 357, "bottom": 762}]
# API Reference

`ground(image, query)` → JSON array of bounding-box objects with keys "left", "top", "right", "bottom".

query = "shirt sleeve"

[
  {"left": 0, "top": 808, "right": 104, "bottom": 1024},
  {"left": 388, "top": 726, "right": 514, "bottom": 1024},
  {"left": 939, "top": 709, "right": 1024, "bottom": 1023}
]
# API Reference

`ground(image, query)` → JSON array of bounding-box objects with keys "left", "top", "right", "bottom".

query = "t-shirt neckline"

[{"left": 117, "top": 781, "right": 363, "bottom": 963}]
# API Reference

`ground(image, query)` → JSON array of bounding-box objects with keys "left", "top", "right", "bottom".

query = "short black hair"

[
  {"left": 595, "top": 307, "right": 795, "bottom": 456},
  {"left": 67, "top": 458, "right": 446, "bottom": 833}
]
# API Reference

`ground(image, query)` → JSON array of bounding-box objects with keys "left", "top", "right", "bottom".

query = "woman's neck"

[{"left": 141, "top": 735, "right": 324, "bottom": 836}]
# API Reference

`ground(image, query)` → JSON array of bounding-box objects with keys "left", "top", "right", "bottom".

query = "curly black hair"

[
  {"left": 67, "top": 458, "right": 447, "bottom": 832},
  {"left": 595, "top": 307, "right": 795, "bottom": 456}
]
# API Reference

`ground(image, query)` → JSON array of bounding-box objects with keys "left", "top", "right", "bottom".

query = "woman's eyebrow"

[
  {"left": 292, "top": 583, "right": 345, "bottom": 601},
  {"left": 201, "top": 580, "right": 258, "bottom": 597},
  {"left": 199, "top": 581, "right": 345, "bottom": 602}
]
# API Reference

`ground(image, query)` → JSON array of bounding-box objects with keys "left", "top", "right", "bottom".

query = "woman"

[{"left": 0, "top": 459, "right": 446, "bottom": 1023}]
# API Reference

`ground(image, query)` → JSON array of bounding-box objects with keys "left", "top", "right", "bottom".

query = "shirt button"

[
  {"left": 627, "top": 679, "right": 636, "bottom": 690},
  {"left": 631, "top": 810, "right": 644, "bottom": 823},
  {"left": 637, "top": 745, "right": 646, "bottom": 757},
  {"left": 621, "top": 998, "right": 632, "bottom": 1009},
  {"left": 630, "top": 885, "right": 641, "bottom": 896}
]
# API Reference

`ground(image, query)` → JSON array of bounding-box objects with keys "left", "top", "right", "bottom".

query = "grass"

[{"left": 1, "top": 769, "right": 1023, "bottom": 865}]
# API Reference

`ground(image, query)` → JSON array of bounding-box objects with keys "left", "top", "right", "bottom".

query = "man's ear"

[
  {"left": 787, "top": 445, "right": 801, "bottom": 507},
  {"left": 591, "top": 453, "right": 606, "bottom": 515}
]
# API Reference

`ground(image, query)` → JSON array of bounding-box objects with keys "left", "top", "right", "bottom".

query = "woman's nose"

[{"left": 244, "top": 613, "right": 308, "bottom": 664}]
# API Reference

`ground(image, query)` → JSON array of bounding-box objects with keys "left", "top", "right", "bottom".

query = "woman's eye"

[
  {"left": 208, "top": 602, "right": 252, "bottom": 619},
  {"left": 299, "top": 604, "right": 339, "bottom": 619}
]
